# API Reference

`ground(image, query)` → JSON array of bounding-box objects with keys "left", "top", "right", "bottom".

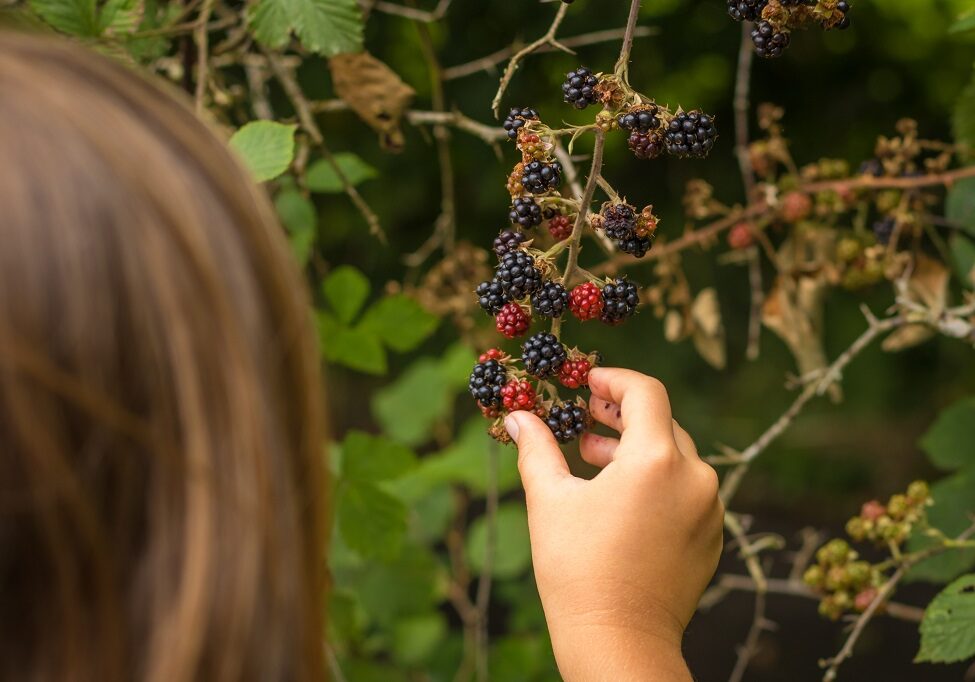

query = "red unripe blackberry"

[
  {"left": 664, "top": 110, "right": 717, "bottom": 159},
  {"left": 545, "top": 402, "right": 591, "bottom": 443},
  {"left": 547, "top": 213, "right": 573, "bottom": 241},
  {"left": 561, "top": 67, "right": 599, "bottom": 109},
  {"left": 475, "top": 279, "right": 509, "bottom": 314},
  {"left": 600, "top": 277, "right": 639, "bottom": 325},
  {"left": 521, "top": 160, "right": 562, "bottom": 194},
  {"left": 727, "top": 222, "right": 754, "bottom": 250},
  {"left": 469, "top": 359, "right": 508, "bottom": 409},
  {"left": 493, "top": 229, "right": 526, "bottom": 259},
  {"left": 496, "top": 251, "right": 543, "bottom": 300},
  {"left": 502, "top": 107, "right": 538, "bottom": 141},
  {"left": 480, "top": 403, "right": 501, "bottom": 419},
  {"left": 521, "top": 332, "right": 567, "bottom": 378},
  {"left": 861, "top": 500, "right": 886, "bottom": 521},
  {"left": 510, "top": 196, "right": 543, "bottom": 229},
  {"left": 751, "top": 21, "right": 790, "bottom": 58},
  {"left": 479, "top": 348, "right": 505, "bottom": 363},
  {"left": 530, "top": 281, "right": 569, "bottom": 319},
  {"left": 558, "top": 357, "right": 592, "bottom": 389},
  {"left": 628, "top": 130, "right": 665, "bottom": 160},
  {"left": 501, "top": 379, "right": 537, "bottom": 412},
  {"left": 781, "top": 191, "right": 812, "bottom": 222},
  {"left": 569, "top": 282, "right": 604, "bottom": 321},
  {"left": 495, "top": 302, "right": 531, "bottom": 338}
]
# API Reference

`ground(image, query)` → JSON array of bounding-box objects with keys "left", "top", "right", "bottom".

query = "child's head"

[{"left": 0, "top": 33, "right": 325, "bottom": 681}]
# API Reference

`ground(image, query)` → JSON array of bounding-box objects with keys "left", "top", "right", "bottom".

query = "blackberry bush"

[
  {"left": 502, "top": 107, "right": 538, "bottom": 141},
  {"left": 616, "top": 105, "right": 660, "bottom": 133},
  {"left": 521, "top": 160, "right": 563, "bottom": 194},
  {"left": 601, "top": 278, "right": 639, "bottom": 325},
  {"left": 493, "top": 229, "right": 526, "bottom": 258},
  {"left": 475, "top": 278, "right": 509, "bottom": 314},
  {"left": 509, "top": 196, "right": 543, "bottom": 228},
  {"left": 727, "top": 0, "right": 766, "bottom": 22},
  {"left": 496, "top": 250, "right": 543, "bottom": 300},
  {"left": 545, "top": 401, "right": 592, "bottom": 443},
  {"left": 531, "top": 281, "right": 569, "bottom": 319},
  {"left": 751, "top": 21, "right": 790, "bottom": 59},
  {"left": 468, "top": 359, "right": 507, "bottom": 409}
]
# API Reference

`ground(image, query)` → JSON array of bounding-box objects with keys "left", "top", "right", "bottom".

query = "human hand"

[{"left": 505, "top": 368, "right": 723, "bottom": 681}]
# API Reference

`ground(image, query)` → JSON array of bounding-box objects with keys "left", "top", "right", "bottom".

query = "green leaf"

[
  {"left": 392, "top": 612, "right": 447, "bottom": 666},
  {"left": 946, "top": 176, "right": 975, "bottom": 237},
  {"left": 353, "top": 545, "right": 441, "bottom": 625},
  {"left": 99, "top": 0, "right": 142, "bottom": 34},
  {"left": 248, "top": 0, "right": 363, "bottom": 56},
  {"left": 949, "top": 10, "right": 975, "bottom": 34},
  {"left": 916, "top": 573, "right": 975, "bottom": 663},
  {"left": 306, "top": 153, "right": 378, "bottom": 193},
  {"left": 920, "top": 397, "right": 975, "bottom": 471},
  {"left": 337, "top": 480, "right": 407, "bottom": 562},
  {"left": 954, "top": 71, "right": 975, "bottom": 154},
  {"left": 29, "top": 0, "right": 99, "bottom": 36},
  {"left": 322, "top": 266, "right": 370, "bottom": 324},
  {"left": 341, "top": 431, "right": 417, "bottom": 482},
  {"left": 908, "top": 472, "right": 975, "bottom": 583},
  {"left": 466, "top": 502, "right": 531, "bottom": 579},
  {"left": 360, "top": 294, "right": 439, "bottom": 352},
  {"left": 274, "top": 189, "right": 316, "bottom": 265},
  {"left": 951, "top": 234, "right": 975, "bottom": 287},
  {"left": 228, "top": 121, "right": 296, "bottom": 182},
  {"left": 326, "top": 325, "right": 386, "bottom": 375}
]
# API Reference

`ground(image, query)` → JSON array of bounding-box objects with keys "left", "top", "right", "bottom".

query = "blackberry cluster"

[
  {"left": 521, "top": 160, "right": 562, "bottom": 194},
  {"left": 502, "top": 107, "right": 538, "bottom": 141},
  {"left": 509, "top": 196, "right": 543, "bottom": 229},
  {"left": 493, "top": 229, "right": 526, "bottom": 258},
  {"left": 664, "top": 110, "right": 717, "bottom": 159},
  {"left": 522, "top": 332, "right": 567, "bottom": 378},
  {"left": 496, "top": 250, "right": 543, "bottom": 300},
  {"left": 475, "top": 279, "right": 508, "bottom": 314},
  {"left": 562, "top": 67, "right": 599, "bottom": 109},
  {"left": 616, "top": 106, "right": 660, "bottom": 133},
  {"left": 751, "top": 21, "right": 790, "bottom": 58},
  {"left": 872, "top": 217, "right": 895, "bottom": 246},
  {"left": 601, "top": 278, "right": 639, "bottom": 325},
  {"left": 726, "top": 0, "right": 766, "bottom": 22},
  {"left": 469, "top": 359, "right": 507, "bottom": 409},
  {"left": 602, "top": 204, "right": 652, "bottom": 258},
  {"left": 531, "top": 281, "right": 569, "bottom": 318},
  {"left": 545, "top": 402, "right": 591, "bottom": 443},
  {"left": 832, "top": 1, "right": 851, "bottom": 30},
  {"left": 628, "top": 131, "right": 665, "bottom": 160}
]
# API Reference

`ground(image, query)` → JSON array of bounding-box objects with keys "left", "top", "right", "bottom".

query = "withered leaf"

[{"left": 691, "top": 288, "right": 726, "bottom": 370}]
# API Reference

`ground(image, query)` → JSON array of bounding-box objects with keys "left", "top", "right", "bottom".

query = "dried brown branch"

[
  {"left": 561, "top": 130, "right": 607, "bottom": 290},
  {"left": 265, "top": 53, "right": 386, "bottom": 242},
  {"left": 193, "top": 0, "right": 215, "bottom": 114},
  {"left": 491, "top": 2, "right": 571, "bottom": 118},
  {"left": 443, "top": 26, "right": 656, "bottom": 81},
  {"left": 724, "top": 512, "right": 775, "bottom": 682},
  {"left": 820, "top": 520, "right": 975, "bottom": 681},
  {"left": 612, "top": 0, "right": 642, "bottom": 84},
  {"left": 367, "top": 0, "right": 452, "bottom": 23},
  {"left": 802, "top": 164, "right": 975, "bottom": 193}
]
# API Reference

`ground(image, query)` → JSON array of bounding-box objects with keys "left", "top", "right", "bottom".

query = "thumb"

[{"left": 506, "top": 411, "right": 571, "bottom": 496}]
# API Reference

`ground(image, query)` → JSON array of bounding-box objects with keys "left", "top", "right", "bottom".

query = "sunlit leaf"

[
  {"left": 359, "top": 294, "right": 438, "bottom": 352},
  {"left": 322, "top": 265, "right": 369, "bottom": 323},
  {"left": 466, "top": 502, "right": 531, "bottom": 579},
  {"left": 338, "top": 480, "right": 407, "bottom": 561},
  {"left": 228, "top": 121, "right": 296, "bottom": 182},
  {"left": 307, "top": 153, "right": 378, "bottom": 193},
  {"left": 916, "top": 573, "right": 975, "bottom": 663},
  {"left": 341, "top": 430, "right": 417, "bottom": 482}
]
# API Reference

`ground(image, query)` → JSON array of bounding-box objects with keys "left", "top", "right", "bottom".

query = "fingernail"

[{"left": 504, "top": 414, "right": 520, "bottom": 442}]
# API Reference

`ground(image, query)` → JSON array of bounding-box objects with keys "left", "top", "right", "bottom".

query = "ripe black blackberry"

[
  {"left": 521, "top": 332, "right": 567, "bottom": 378},
  {"left": 475, "top": 279, "right": 510, "bottom": 315},
  {"left": 502, "top": 107, "right": 538, "bottom": 141},
  {"left": 727, "top": 0, "right": 767, "bottom": 21},
  {"left": 521, "top": 160, "right": 562, "bottom": 194},
  {"left": 872, "top": 217, "right": 895, "bottom": 246},
  {"left": 545, "top": 402, "right": 591, "bottom": 443},
  {"left": 561, "top": 67, "right": 599, "bottom": 110},
  {"left": 493, "top": 229, "right": 526, "bottom": 259},
  {"left": 751, "top": 21, "right": 790, "bottom": 58},
  {"left": 617, "top": 234, "right": 653, "bottom": 258},
  {"left": 496, "top": 250, "right": 543, "bottom": 300},
  {"left": 509, "top": 196, "right": 543, "bottom": 228},
  {"left": 468, "top": 359, "right": 508, "bottom": 409},
  {"left": 628, "top": 130, "right": 665, "bottom": 160},
  {"left": 531, "top": 281, "right": 570, "bottom": 318},
  {"left": 602, "top": 204, "right": 637, "bottom": 242},
  {"left": 832, "top": 0, "right": 851, "bottom": 30},
  {"left": 600, "top": 277, "right": 639, "bottom": 325},
  {"left": 616, "top": 106, "right": 660, "bottom": 133},
  {"left": 664, "top": 110, "right": 717, "bottom": 159}
]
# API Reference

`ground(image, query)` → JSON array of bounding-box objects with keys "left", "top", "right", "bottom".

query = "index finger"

[{"left": 587, "top": 367, "right": 674, "bottom": 445}]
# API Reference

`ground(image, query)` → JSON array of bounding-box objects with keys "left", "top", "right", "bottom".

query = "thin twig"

[
  {"left": 474, "top": 443, "right": 500, "bottom": 682},
  {"left": 367, "top": 0, "right": 453, "bottom": 23},
  {"left": 724, "top": 512, "right": 773, "bottom": 682},
  {"left": 325, "top": 644, "right": 349, "bottom": 682},
  {"left": 719, "top": 310, "right": 905, "bottom": 506},
  {"left": 553, "top": 144, "right": 616, "bottom": 255},
  {"left": 561, "top": 129, "right": 606, "bottom": 290},
  {"left": 802, "top": 164, "right": 975, "bottom": 193},
  {"left": 491, "top": 2, "right": 571, "bottom": 118},
  {"left": 444, "top": 26, "right": 656, "bottom": 81},
  {"left": 265, "top": 53, "right": 386, "bottom": 242},
  {"left": 612, "top": 0, "right": 642, "bottom": 84},
  {"left": 193, "top": 0, "right": 215, "bottom": 114}
]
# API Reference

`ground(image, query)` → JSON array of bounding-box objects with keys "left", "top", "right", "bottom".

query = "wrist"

[{"left": 550, "top": 622, "right": 691, "bottom": 682}]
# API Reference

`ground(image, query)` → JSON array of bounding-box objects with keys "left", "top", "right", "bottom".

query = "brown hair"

[{"left": 0, "top": 33, "right": 326, "bottom": 682}]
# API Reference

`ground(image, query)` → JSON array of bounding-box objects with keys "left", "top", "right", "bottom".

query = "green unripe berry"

[
  {"left": 846, "top": 516, "right": 866, "bottom": 541},
  {"left": 907, "top": 480, "right": 930, "bottom": 503},
  {"left": 803, "top": 564, "right": 825, "bottom": 589},
  {"left": 887, "top": 494, "right": 908, "bottom": 519}
]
